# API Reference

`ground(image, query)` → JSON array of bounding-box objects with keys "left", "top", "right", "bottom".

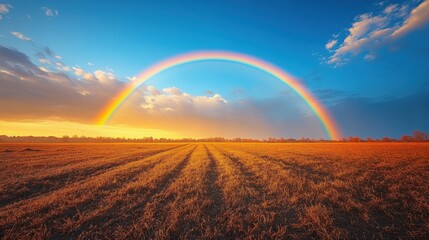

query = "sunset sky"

[{"left": 0, "top": 0, "right": 428, "bottom": 139}]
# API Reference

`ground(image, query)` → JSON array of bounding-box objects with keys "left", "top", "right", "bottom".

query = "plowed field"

[{"left": 1, "top": 143, "right": 428, "bottom": 239}]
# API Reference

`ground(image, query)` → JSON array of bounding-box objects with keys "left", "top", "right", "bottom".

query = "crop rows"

[{"left": 0, "top": 143, "right": 428, "bottom": 239}]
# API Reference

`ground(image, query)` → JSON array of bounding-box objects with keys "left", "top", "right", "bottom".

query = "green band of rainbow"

[{"left": 96, "top": 51, "right": 341, "bottom": 140}]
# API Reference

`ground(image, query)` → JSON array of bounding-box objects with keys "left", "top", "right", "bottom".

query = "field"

[{"left": 0, "top": 143, "right": 428, "bottom": 239}]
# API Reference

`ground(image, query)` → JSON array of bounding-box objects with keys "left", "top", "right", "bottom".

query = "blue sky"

[{"left": 0, "top": 0, "right": 428, "bottom": 139}]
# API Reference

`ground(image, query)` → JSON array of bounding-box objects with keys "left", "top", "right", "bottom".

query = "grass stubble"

[{"left": 0, "top": 142, "right": 427, "bottom": 239}]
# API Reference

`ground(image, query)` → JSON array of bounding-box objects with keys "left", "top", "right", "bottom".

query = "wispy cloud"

[
  {"left": 11, "top": 32, "right": 31, "bottom": 41},
  {"left": 0, "top": 3, "right": 11, "bottom": 19},
  {"left": 41, "top": 7, "right": 58, "bottom": 17},
  {"left": 325, "top": 39, "right": 338, "bottom": 50},
  {"left": 0, "top": 4, "right": 11, "bottom": 14},
  {"left": 326, "top": 0, "right": 429, "bottom": 66}
]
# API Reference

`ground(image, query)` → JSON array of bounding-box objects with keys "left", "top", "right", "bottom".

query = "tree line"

[{"left": 0, "top": 131, "right": 428, "bottom": 143}]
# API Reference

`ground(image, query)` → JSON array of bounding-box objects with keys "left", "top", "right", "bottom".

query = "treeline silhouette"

[{"left": 0, "top": 131, "right": 428, "bottom": 143}]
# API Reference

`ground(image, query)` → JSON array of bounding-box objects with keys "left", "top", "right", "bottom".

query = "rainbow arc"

[{"left": 96, "top": 51, "right": 341, "bottom": 140}]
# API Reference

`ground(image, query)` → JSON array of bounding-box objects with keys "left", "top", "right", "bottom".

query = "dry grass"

[{"left": 0, "top": 142, "right": 428, "bottom": 239}]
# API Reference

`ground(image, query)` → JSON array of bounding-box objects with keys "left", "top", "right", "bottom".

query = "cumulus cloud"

[
  {"left": 72, "top": 67, "right": 85, "bottom": 76},
  {"left": 42, "top": 7, "right": 58, "bottom": 17},
  {"left": 391, "top": 0, "right": 429, "bottom": 38},
  {"left": 0, "top": 45, "right": 121, "bottom": 123},
  {"left": 140, "top": 87, "right": 227, "bottom": 114},
  {"left": 11, "top": 32, "right": 31, "bottom": 41},
  {"left": 326, "top": 0, "right": 429, "bottom": 65},
  {"left": 111, "top": 83, "right": 320, "bottom": 138},
  {"left": 94, "top": 70, "right": 116, "bottom": 84},
  {"left": 163, "top": 87, "right": 183, "bottom": 96}
]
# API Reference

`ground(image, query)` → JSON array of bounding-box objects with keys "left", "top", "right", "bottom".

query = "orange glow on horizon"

[{"left": 0, "top": 120, "right": 176, "bottom": 139}]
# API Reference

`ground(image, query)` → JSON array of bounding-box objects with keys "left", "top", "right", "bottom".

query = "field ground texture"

[{"left": 0, "top": 143, "right": 428, "bottom": 239}]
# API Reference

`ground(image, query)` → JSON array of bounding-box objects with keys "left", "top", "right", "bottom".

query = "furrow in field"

[
  {"left": 0, "top": 145, "right": 124, "bottom": 168},
  {"left": 0, "top": 144, "right": 185, "bottom": 208},
  {"left": 208, "top": 144, "right": 291, "bottom": 238},
  {"left": 0, "top": 147, "right": 140, "bottom": 186},
  {"left": 63, "top": 144, "right": 197, "bottom": 239},
  {"left": 0, "top": 144, "right": 183, "bottom": 181},
  {"left": 203, "top": 144, "right": 224, "bottom": 224},
  {"left": 246, "top": 151, "right": 333, "bottom": 183},
  {"left": 0, "top": 145, "right": 194, "bottom": 239},
  {"left": 215, "top": 144, "right": 348, "bottom": 239},
  {"left": 103, "top": 144, "right": 222, "bottom": 239},
  {"left": 222, "top": 144, "right": 336, "bottom": 182}
]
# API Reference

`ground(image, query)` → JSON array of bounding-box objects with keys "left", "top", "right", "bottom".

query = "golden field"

[{"left": 0, "top": 143, "right": 428, "bottom": 239}]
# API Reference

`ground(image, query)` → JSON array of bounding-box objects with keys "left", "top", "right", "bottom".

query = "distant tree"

[
  {"left": 412, "top": 131, "right": 428, "bottom": 142},
  {"left": 382, "top": 137, "right": 393, "bottom": 142},
  {"left": 366, "top": 137, "right": 374, "bottom": 142},
  {"left": 401, "top": 135, "right": 412, "bottom": 142},
  {"left": 62, "top": 135, "right": 70, "bottom": 143},
  {"left": 348, "top": 136, "right": 361, "bottom": 142}
]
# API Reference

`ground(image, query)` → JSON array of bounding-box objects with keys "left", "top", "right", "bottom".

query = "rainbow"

[{"left": 96, "top": 51, "right": 341, "bottom": 140}]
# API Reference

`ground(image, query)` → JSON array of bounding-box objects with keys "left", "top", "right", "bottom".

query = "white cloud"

[
  {"left": 325, "top": 39, "right": 338, "bottom": 50},
  {"left": 326, "top": 0, "right": 429, "bottom": 66},
  {"left": 38, "top": 66, "right": 49, "bottom": 72},
  {"left": 42, "top": 7, "right": 58, "bottom": 17},
  {"left": 55, "top": 62, "right": 70, "bottom": 72},
  {"left": 147, "top": 86, "right": 161, "bottom": 95},
  {"left": 140, "top": 86, "right": 227, "bottom": 114},
  {"left": 0, "top": 4, "right": 11, "bottom": 18},
  {"left": 163, "top": 87, "right": 183, "bottom": 96},
  {"left": 11, "top": 32, "right": 31, "bottom": 41},
  {"left": 94, "top": 70, "right": 115, "bottom": 83},
  {"left": 39, "top": 58, "right": 51, "bottom": 64},
  {"left": 72, "top": 67, "right": 85, "bottom": 77},
  {"left": 82, "top": 72, "right": 95, "bottom": 81},
  {"left": 72, "top": 67, "right": 114, "bottom": 83},
  {"left": 127, "top": 76, "right": 137, "bottom": 82},
  {"left": 364, "top": 53, "right": 376, "bottom": 61},
  {"left": 88, "top": 62, "right": 95, "bottom": 66}
]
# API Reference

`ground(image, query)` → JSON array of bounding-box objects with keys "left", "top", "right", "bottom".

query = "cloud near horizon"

[
  {"left": 326, "top": 0, "right": 429, "bottom": 65},
  {"left": 0, "top": 45, "right": 327, "bottom": 139},
  {"left": 1, "top": 44, "right": 427, "bottom": 139}
]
